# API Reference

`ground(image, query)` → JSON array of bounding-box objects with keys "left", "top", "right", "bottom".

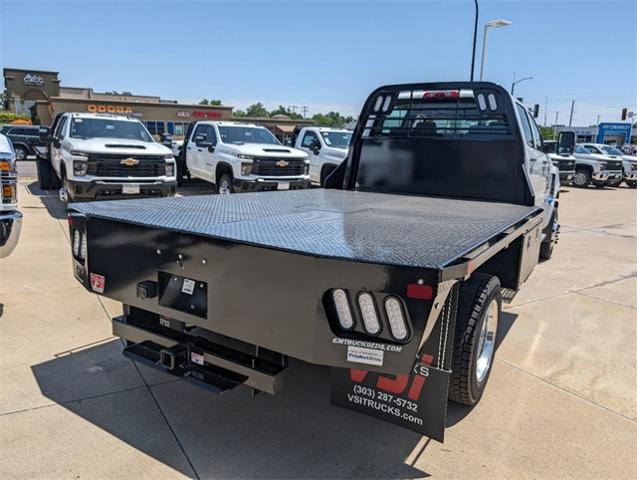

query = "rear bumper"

[
  {"left": 233, "top": 177, "right": 311, "bottom": 193},
  {"left": 0, "top": 210, "right": 22, "bottom": 259},
  {"left": 67, "top": 179, "right": 177, "bottom": 200}
]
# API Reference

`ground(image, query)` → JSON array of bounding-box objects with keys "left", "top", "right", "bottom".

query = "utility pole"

[
  {"left": 553, "top": 111, "right": 559, "bottom": 138},
  {"left": 470, "top": 0, "right": 479, "bottom": 80},
  {"left": 568, "top": 100, "right": 575, "bottom": 127},
  {"left": 543, "top": 96, "right": 548, "bottom": 127},
  {"left": 596, "top": 114, "right": 600, "bottom": 125},
  {"left": 300, "top": 106, "right": 309, "bottom": 118}
]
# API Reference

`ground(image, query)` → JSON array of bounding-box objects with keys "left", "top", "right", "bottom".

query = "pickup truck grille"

[
  {"left": 252, "top": 157, "right": 306, "bottom": 177},
  {"left": 555, "top": 159, "right": 575, "bottom": 172},
  {"left": 86, "top": 154, "right": 166, "bottom": 178},
  {"left": 604, "top": 160, "right": 623, "bottom": 171}
]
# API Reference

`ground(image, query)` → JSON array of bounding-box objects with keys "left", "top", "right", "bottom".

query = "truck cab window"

[
  {"left": 515, "top": 104, "right": 534, "bottom": 148},
  {"left": 193, "top": 124, "right": 209, "bottom": 143},
  {"left": 302, "top": 131, "right": 319, "bottom": 148},
  {"left": 206, "top": 126, "right": 217, "bottom": 145},
  {"left": 54, "top": 117, "right": 68, "bottom": 139}
]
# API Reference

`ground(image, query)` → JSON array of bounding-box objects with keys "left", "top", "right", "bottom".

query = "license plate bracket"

[{"left": 122, "top": 184, "right": 140, "bottom": 194}]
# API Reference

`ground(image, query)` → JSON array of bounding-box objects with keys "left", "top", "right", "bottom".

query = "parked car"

[
  {"left": 292, "top": 126, "right": 352, "bottom": 186},
  {"left": 0, "top": 124, "right": 44, "bottom": 161},
  {"left": 36, "top": 113, "right": 177, "bottom": 203},
  {"left": 593, "top": 143, "right": 637, "bottom": 188},
  {"left": 572, "top": 144, "right": 623, "bottom": 188},
  {"left": 0, "top": 134, "right": 22, "bottom": 259},
  {"left": 67, "top": 82, "right": 565, "bottom": 442},
  {"left": 177, "top": 121, "right": 310, "bottom": 193},
  {"left": 542, "top": 136, "right": 576, "bottom": 186}
]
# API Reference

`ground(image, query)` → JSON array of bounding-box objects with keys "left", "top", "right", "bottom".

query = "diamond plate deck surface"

[{"left": 71, "top": 189, "right": 539, "bottom": 269}]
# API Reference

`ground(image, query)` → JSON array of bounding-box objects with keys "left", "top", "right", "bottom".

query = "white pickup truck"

[
  {"left": 178, "top": 121, "right": 310, "bottom": 194},
  {"left": 292, "top": 126, "right": 352, "bottom": 186},
  {"left": 37, "top": 113, "right": 177, "bottom": 203},
  {"left": 0, "top": 134, "right": 21, "bottom": 259}
]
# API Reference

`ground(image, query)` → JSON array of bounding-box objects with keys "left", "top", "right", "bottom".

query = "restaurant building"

[{"left": 2, "top": 68, "right": 311, "bottom": 141}]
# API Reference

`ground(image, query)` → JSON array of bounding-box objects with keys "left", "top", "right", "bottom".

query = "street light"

[
  {"left": 511, "top": 75, "right": 533, "bottom": 95},
  {"left": 479, "top": 19, "right": 512, "bottom": 81}
]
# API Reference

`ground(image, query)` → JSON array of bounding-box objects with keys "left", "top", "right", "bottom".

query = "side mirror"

[
  {"left": 38, "top": 126, "right": 51, "bottom": 143},
  {"left": 312, "top": 142, "right": 321, "bottom": 155},
  {"left": 557, "top": 131, "right": 576, "bottom": 155},
  {"left": 207, "top": 144, "right": 215, "bottom": 153},
  {"left": 52, "top": 137, "right": 62, "bottom": 148}
]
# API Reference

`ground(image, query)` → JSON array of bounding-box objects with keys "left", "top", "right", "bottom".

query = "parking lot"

[{"left": 1, "top": 161, "right": 636, "bottom": 479}]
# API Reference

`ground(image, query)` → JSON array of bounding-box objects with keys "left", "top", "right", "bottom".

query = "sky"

[{"left": 1, "top": 0, "right": 635, "bottom": 126}]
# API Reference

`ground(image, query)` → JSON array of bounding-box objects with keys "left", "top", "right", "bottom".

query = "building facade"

[
  {"left": 3, "top": 68, "right": 311, "bottom": 140},
  {"left": 556, "top": 123, "right": 635, "bottom": 145}
]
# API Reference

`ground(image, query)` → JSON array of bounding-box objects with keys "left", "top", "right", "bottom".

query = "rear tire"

[
  {"left": 607, "top": 179, "right": 622, "bottom": 187},
  {"left": 540, "top": 207, "right": 558, "bottom": 260},
  {"left": 626, "top": 180, "right": 637, "bottom": 189},
  {"left": 449, "top": 273, "right": 501, "bottom": 407},
  {"left": 217, "top": 174, "right": 234, "bottom": 194}
]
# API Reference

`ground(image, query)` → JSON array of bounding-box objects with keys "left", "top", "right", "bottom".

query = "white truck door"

[
  {"left": 186, "top": 123, "right": 209, "bottom": 181},
  {"left": 298, "top": 129, "right": 322, "bottom": 183}
]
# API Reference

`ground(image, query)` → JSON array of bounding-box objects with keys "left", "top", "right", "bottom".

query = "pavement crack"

[
  {"left": 496, "top": 358, "right": 636, "bottom": 424},
  {"left": 569, "top": 271, "right": 637, "bottom": 294}
]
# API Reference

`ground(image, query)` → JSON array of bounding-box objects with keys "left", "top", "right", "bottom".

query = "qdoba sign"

[{"left": 87, "top": 104, "right": 134, "bottom": 114}]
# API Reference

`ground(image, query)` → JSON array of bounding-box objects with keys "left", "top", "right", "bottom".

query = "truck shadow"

[
  {"left": 25, "top": 181, "right": 67, "bottom": 220},
  {"left": 31, "top": 340, "right": 431, "bottom": 479},
  {"left": 445, "top": 310, "right": 518, "bottom": 427}
]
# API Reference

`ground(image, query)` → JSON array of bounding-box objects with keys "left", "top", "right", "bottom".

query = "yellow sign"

[
  {"left": 120, "top": 158, "right": 139, "bottom": 166},
  {"left": 276, "top": 160, "right": 289, "bottom": 168},
  {"left": 87, "top": 104, "right": 133, "bottom": 114}
]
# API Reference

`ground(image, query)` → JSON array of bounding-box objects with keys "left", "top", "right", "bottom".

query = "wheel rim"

[
  {"left": 573, "top": 172, "right": 587, "bottom": 186},
  {"left": 15, "top": 148, "right": 26, "bottom": 160},
  {"left": 475, "top": 299, "right": 499, "bottom": 383},
  {"left": 218, "top": 180, "right": 231, "bottom": 194}
]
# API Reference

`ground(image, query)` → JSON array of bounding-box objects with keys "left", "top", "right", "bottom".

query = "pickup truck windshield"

[
  {"left": 218, "top": 126, "right": 280, "bottom": 145},
  {"left": 70, "top": 118, "right": 153, "bottom": 141},
  {"left": 601, "top": 145, "right": 624, "bottom": 156},
  {"left": 321, "top": 131, "right": 352, "bottom": 148}
]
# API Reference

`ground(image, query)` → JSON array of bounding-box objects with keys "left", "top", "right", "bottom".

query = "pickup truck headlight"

[
  {"left": 165, "top": 163, "right": 175, "bottom": 177},
  {"left": 241, "top": 162, "right": 253, "bottom": 175},
  {"left": 237, "top": 154, "right": 253, "bottom": 160},
  {"left": 70, "top": 150, "right": 89, "bottom": 159},
  {"left": 73, "top": 160, "right": 88, "bottom": 176}
]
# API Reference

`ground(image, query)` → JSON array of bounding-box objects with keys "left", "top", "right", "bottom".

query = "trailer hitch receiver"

[{"left": 159, "top": 345, "right": 187, "bottom": 370}]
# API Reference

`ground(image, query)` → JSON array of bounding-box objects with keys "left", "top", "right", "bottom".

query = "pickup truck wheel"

[
  {"left": 14, "top": 145, "right": 28, "bottom": 161},
  {"left": 626, "top": 180, "right": 637, "bottom": 189},
  {"left": 573, "top": 169, "right": 591, "bottom": 188},
  {"left": 540, "top": 208, "right": 558, "bottom": 260},
  {"left": 607, "top": 179, "right": 622, "bottom": 187},
  {"left": 449, "top": 273, "right": 501, "bottom": 407},
  {"left": 217, "top": 174, "right": 234, "bottom": 194}
]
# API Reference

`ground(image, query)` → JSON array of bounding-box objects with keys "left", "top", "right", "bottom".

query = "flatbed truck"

[{"left": 68, "top": 82, "right": 565, "bottom": 441}]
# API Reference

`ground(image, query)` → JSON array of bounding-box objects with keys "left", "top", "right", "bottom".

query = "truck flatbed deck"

[{"left": 71, "top": 189, "right": 540, "bottom": 270}]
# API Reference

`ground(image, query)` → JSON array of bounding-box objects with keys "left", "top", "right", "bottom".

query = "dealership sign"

[
  {"left": 87, "top": 104, "right": 134, "bottom": 114},
  {"left": 192, "top": 111, "right": 222, "bottom": 119},
  {"left": 23, "top": 73, "right": 45, "bottom": 86},
  {"left": 596, "top": 122, "right": 633, "bottom": 144}
]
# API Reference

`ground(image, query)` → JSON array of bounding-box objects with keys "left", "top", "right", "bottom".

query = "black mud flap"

[{"left": 330, "top": 283, "right": 458, "bottom": 442}]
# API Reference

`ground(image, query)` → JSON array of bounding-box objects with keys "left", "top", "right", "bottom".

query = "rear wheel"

[
  {"left": 540, "top": 207, "right": 558, "bottom": 260},
  {"left": 449, "top": 273, "right": 501, "bottom": 407},
  {"left": 573, "top": 168, "right": 591, "bottom": 188},
  {"left": 14, "top": 145, "right": 28, "bottom": 161},
  {"left": 217, "top": 174, "right": 234, "bottom": 194}
]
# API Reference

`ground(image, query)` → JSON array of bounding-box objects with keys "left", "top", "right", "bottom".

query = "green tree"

[
  {"left": 233, "top": 109, "right": 247, "bottom": 118},
  {"left": 311, "top": 111, "right": 353, "bottom": 128},
  {"left": 539, "top": 126, "right": 555, "bottom": 141},
  {"left": 245, "top": 102, "right": 269, "bottom": 118},
  {"left": 269, "top": 105, "right": 303, "bottom": 120},
  {"left": 198, "top": 98, "right": 221, "bottom": 105}
]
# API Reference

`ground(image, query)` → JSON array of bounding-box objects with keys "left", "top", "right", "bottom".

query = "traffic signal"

[
  {"left": 621, "top": 108, "right": 628, "bottom": 121},
  {"left": 533, "top": 104, "right": 540, "bottom": 118}
]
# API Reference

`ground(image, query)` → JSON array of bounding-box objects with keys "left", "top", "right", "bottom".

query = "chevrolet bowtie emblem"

[
  {"left": 120, "top": 158, "right": 139, "bottom": 166},
  {"left": 276, "top": 160, "right": 289, "bottom": 167}
]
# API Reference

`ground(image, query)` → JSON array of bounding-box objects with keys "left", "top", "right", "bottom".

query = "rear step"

[
  {"left": 114, "top": 316, "right": 287, "bottom": 395},
  {"left": 500, "top": 288, "right": 519, "bottom": 304}
]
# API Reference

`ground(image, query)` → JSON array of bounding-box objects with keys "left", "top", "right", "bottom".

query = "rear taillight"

[
  {"left": 332, "top": 289, "right": 354, "bottom": 330},
  {"left": 384, "top": 297, "right": 408, "bottom": 340},
  {"left": 357, "top": 292, "right": 381, "bottom": 335},
  {"left": 72, "top": 230, "right": 81, "bottom": 257}
]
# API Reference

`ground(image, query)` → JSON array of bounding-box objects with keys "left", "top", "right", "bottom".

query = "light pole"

[
  {"left": 511, "top": 74, "right": 533, "bottom": 95},
  {"left": 479, "top": 19, "right": 511, "bottom": 81}
]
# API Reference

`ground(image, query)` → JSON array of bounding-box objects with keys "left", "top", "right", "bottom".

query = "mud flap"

[{"left": 330, "top": 283, "right": 458, "bottom": 442}]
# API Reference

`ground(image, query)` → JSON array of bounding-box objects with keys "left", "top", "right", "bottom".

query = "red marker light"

[
  {"left": 406, "top": 284, "right": 433, "bottom": 300},
  {"left": 422, "top": 90, "right": 459, "bottom": 100}
]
